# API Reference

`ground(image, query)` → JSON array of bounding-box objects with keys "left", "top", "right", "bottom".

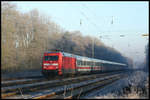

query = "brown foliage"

[{"left": 1, "top": 2, "right": 130, "bottom": 73}]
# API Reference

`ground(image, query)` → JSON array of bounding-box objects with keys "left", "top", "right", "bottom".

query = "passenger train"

[{"left": 42, "top": 51, "right": 128, "bottom": 77}]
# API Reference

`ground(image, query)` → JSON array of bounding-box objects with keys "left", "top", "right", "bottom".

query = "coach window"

[
  {"left": 90, "top": 61, "right": 92, "bottom": 66},
  {"left": 78, "top": 60, "right": 81, "bottom": 66},
  {"left": 84, "top": 61, "right": 86, "bottom": 66},
  {"left": 79, "top": 61, "right": 81, "bottom": 65},
  {"left": 90, "top": 61, "right": 93, "bottom": 66},
  {"left": 77, "top": 61, "right": 79, "bottom": 65},
  {"left": 77, "top": 60, "right": 79, "bottom": 65},
  {"left": 89, "top": 62, "right": 91, "bottom": 66},
  {"left": 106, "top": 63, "right": 109, "bottom": 67},
  {"left": 93, "top": 62, "right": 95, "bottom": 66},
  {"left": 83, "top": 61, "right": 86, "bottom": 66},
  {"left": 95, "top": 62, "right": 97, "bottom": 66},
  {"left": 78, "top": 60, "right": 80, "bottom": 65},
  {"left": 101, "top": 63, "right": 103, "bottom": 67},
  {"left": 79, "top": 61, "right": 81, "bottom": 66},
  {"left": 98, "top": 62, "right": 100, "bottom": 66},
  {"left": 86, "top": 61, "right": 88, "bottom": 65},
  {"left": 89, "top": 61, "right": 91, "bottom": 66},
  {"left": 85, "top": 61, "right": 87, "bottom": 66},
  {"left": 96, "top": 62, "right": 99, "bottom": 66},
  {"left": 103, "top": 63, "right": 106, "bottom": 67},
  {"left": 87, "top": 61, "right": 90, "bottom": 66},
  {"left": 81, "top": 61, "right": 83, "bottom": 66}
]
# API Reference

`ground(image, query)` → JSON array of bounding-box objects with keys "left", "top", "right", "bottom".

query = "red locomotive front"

[{"left": 42, "top": 52, "right": 63, "bottom": 77}]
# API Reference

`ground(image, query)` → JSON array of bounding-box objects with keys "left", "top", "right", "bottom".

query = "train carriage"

[{"left": 42, "top": 51, "right": 127, "bottom": 77}]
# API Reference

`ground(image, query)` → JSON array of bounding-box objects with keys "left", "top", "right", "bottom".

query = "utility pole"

[
  {"left": 92, "top": 37, "right": 94, "bottom": 58},
  {"left": 142, "top": 33, "right": 149, "bottom": 40},
  {"left": 142, "top": 33, "right": 149, "bottom": 37}
]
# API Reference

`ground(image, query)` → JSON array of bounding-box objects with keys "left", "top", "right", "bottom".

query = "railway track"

[
  {"left": 2, "top": 75, "right": 44, "bottom": 81},
  {"left": 1, "top": 71, "right": 128, "bottom": 99},
  {"left": 43, "top": 74, "right": 123, "bottom": 99}
]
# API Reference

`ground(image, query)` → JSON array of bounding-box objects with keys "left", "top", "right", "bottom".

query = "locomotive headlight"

[
  {"left": 43, "top": 66, "right": 47, "bottom": 68},
  {"left": 44, "top": 63, "right": 51, "bottom": 66},
  {"left": 51, "top": 63, "right": 58, "bottom": 65},
  {"left": 44, "top": 63, "right": 58, "bottom": 66}
]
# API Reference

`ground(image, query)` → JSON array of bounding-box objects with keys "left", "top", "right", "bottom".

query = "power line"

[
  {"left": 81, "top": 4, "right": 116, "bottom": 29},
  {"left": 80, "top": 11, "right": 101, "bottom": 33},
  {"left": 80, "top": 4, "right": 148, "bottom": 42},
  {"left": 80, "top": 4, "right": 102, "bottom": 33},
  {"left": 80, "top": 3, "right": 117, "bottom": 40}
]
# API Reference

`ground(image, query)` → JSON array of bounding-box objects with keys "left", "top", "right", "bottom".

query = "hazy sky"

[{"left": 10, "top": 1, "right": 149, "bottom": 65}]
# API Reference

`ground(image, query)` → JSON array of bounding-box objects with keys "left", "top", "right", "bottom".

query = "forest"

[{"left": 2, "top": 2, "right": 134, "bottom": 73}]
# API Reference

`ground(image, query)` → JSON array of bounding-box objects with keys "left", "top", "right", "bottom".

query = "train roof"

[
  {"left": 44, "top": 51, "right": 61, "bottom": 54},
  {"left": 61, "top": 52, "right": 126, "bottom": 66},
  {"left": 44, "top": 51, "right": 126, "bottom": 66}
]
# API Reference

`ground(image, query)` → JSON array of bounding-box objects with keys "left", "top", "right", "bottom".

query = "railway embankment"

[
  {"left": 2, "top": 69, "right": 42, "bottom": 81},
  {"left": 1, "top": 71, "right": 127, "bottom": 99},
  {"left": 92, "top": 70, "right": 149, "bottom": 99}
]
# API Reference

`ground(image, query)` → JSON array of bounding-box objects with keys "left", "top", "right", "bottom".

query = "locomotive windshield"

[{"left": 44, "top": 56, "right": 58, "bottom": 61}]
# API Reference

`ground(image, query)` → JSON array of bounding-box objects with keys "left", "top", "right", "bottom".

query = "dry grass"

[
  {"left": 95, "top": 71, "right": 149, "bottom": 99},
  {"left": 95, "top": 87, "right": 148, "bottom": 99},
  {"left": 1, "top": 69, "right": 42, "bottom": 79}
]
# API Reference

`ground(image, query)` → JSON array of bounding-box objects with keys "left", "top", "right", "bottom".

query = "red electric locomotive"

[
  {"left": 42, "top": 51, "right": 127, "bottom": 78},
  {"left": 42, "top": 51, "right": 76, "bottom": 76}
]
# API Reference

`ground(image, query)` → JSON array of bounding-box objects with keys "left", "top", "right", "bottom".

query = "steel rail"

[
  {"left": 28, "top": 74, "right": 122, "bottom": 99},
  {"left": 2, "top": 71, "right": 125, "bottom": 99}
]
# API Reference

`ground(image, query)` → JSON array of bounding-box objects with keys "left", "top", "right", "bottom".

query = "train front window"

[{"left": 44, "top": 56, "right": 58, "bottom": 61}]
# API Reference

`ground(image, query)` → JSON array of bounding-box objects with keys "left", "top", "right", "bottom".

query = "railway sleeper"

[
  {"left": 2, "top": 72, "right": 121, "bottom": 93},
  {"left": 2, "top": 72, "right": 125, "bottom": 99},
  {"left": 1, "top": 74, "right": 103, "bottom": 98},
  {"left": 60, "top": 76, "right": 121, "bottom": 99},
  {"left": 28, "top": 74, "right": 121, "bottom": 99}
]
